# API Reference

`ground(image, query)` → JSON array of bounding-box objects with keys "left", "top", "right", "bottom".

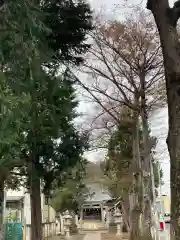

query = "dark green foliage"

[
  {"left": 41, "top": 0, "right": 93, "bottom": 64},
  {"left": 0, "top": 0, "right": 92, "bottom": 189},
  {"left": 0, "top": 0, "right": 92, "bottom": 238},
  {"left": 50, "top": 159, "right": 90, "bottom": 213},
  {"left": 19, "top": 67, "right": 89, "bottom": 194},
  {"left": 51, "top": 181, "right": 90, "bottom": 213},
  {"left": 103, "top": 110, "right": 163, "bottom": 197},
  {"left": 107, "top": 120, "right": 134, "bottom": 171},
  {"left": 153, "top": 161, "right": 163, "bottom": 188},
  {"left": 0, "top": 72, "right": 28, "bottom": 188}
]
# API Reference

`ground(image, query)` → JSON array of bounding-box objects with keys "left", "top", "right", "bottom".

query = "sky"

[
  {"left": 150, "top": 108, "right": 170, "bottom": 195},
  {"left": 88, "top": 0, "right": 175, "bottom": 9},
  {"left": 77, "top": 0, "right": 175, "bottom": 195}
]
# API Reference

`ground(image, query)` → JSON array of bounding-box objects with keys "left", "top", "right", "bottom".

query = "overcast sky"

[
  {"left": 89, "top": 0, "right": 175, "bottom": 9},
  {"left": 78, "top": 0, "right": 174, "bottom": 195}
]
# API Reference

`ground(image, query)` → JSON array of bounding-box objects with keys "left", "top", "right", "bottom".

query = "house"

[
  {"left": 156, "top": 194, "right": 170, "bottom": 215},
  {"left": 4, "top": 188, "right": 57, "bottom": 239},
  {"left": 5, "top": 188, "right": 56, "bottom": 224}
]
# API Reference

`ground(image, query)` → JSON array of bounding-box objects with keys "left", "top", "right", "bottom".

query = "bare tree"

[{"left": 76, "top": 9, "right": 165, "bottom": 240}]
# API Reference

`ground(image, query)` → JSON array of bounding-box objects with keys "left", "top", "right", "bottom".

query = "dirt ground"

[
  {"left": 101, "top": 233, "right": 129, "bottom": 240},
  {"left": 48, "top": 233, "right": 85, "bottom": 240}
]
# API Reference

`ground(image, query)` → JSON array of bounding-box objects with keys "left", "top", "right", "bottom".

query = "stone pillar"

[
  {"left": 60, "top": 214, "right": 64, "bottom": 235},
  {"left": 64, "top": 210, "right": 72, "bottom": 238},
  {"left": 106, "top": 207, "right": 110, "bottom": 228},
  {"left": 108, "top": 210, "right": 112, "bottom": 224},
  {"left": 80, "top": 208, "right": 83, "bottom": 229},
  {"left": 75, "top": 214, "right": 79, "bottom": 232},
  {"left": 116, "top": 222, "right": 122, "bottom": 236},
  {"left": 55, "top": 219, "right": 60, "bottom": 234},
  {"left": 26, "top": 225, "right": 31, "bottom": 240},
  {"left": 101, "top": 204, "right": 104, "bottom": 223},
  {"left": 114, "top": 208, "right": 123, "bottom": 237},
  {"left": 75, "top": 215, "right": 79, "bottom": 226}
]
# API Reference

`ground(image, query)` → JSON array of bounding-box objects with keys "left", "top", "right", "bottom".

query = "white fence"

[{"left": 23, "top": 222, "right": 58, "bottom": 240}]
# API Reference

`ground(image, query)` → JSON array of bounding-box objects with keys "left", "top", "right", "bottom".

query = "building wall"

[
  {"left": 163, "top": 196, "right": 170, "bottom": 213},
  {"left": 7, "top": 188, "right": 24, "bottom": 197},
  {"left": 156, "top": 195, "right": 170, "bottom": 214},
  {"left": 43, "top": 204, "right": 56, "bottom": 222},
  {"left": 6, "top": 188, "right": 56, "bottom": 224},
  {"left": 161, "top": 195, "right": 170, "bottom": 213},
  {"left": 23, "top": 193, "right": 34, "bottom": 224}
]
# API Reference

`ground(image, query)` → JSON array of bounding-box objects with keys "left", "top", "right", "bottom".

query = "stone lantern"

[
  {"left": 63, "top": 210, "right": 72, "bottom": 238},
  {"left": 114, "top": 208, "right": 123, "bottom": 237}
]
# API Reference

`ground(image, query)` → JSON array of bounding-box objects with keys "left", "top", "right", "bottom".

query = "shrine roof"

[{"left": 85, "top": 183, "right": 112, "bottom": 202}]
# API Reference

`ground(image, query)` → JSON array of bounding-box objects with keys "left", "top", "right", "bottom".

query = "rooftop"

[{"left": 6, "top": 196, "right": 24, "bottom": 202}]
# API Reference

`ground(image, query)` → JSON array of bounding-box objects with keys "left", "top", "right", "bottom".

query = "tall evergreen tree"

[
  {"left": 41, "top": 0, "right": 92, "bottom": 65},
  {"left": 0, "top": 73, "right": 27, "bottom": 239},
  {"left": 0, "top": 0, "right": 92, "bottom": 239},
  {"left": 22, "top": 67, "right": 88, "bottom": 240}
]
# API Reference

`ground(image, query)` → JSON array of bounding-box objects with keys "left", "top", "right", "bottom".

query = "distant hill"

[{"left": 84, "top": 161, "right": 105, "bottom": 183}]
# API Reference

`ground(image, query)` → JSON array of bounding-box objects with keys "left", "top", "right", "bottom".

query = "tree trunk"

[
  {"left": 130, "top": 109, "right": 144, "bottom": 240},
  {"left": 122, "top": 193, "right": 131, "bottom": 232},
  {"left": 0, "top": 182, "right": 4, "bottom": 240},
  {"left": 140, "top": 76, "right": 157, "bottom": 240},
  {"left": 131, "top": 208, "right": 142, "bottom": 240},
  {"left": 141, "top": 113, "right": 158, "bottom": 240},
  {"left": 147, "top": 2, "right": 180, "bottom": 239},
  {"left": 123, "top": 193, "right": 130, "bottom": 225},
  {"left": 29, "top": 162, "right": 42, "bottom": 240},
  {"left": 166, "top": 58, "right": 180, "bottom": 240}
]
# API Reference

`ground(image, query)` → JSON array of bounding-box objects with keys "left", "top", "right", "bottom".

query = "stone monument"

[
  {"left": 114, "top": 208, "right": 123, "bottom": 237},
  {"left": 63, "top": 210, "right": 72, "bottom": 238}
]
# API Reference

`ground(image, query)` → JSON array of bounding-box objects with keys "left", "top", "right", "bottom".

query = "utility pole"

[
  {"left": 157, "top": 161, "right": 166, "bottom": 233},
  {"left": 150, "top": 159, "right": 156, "bottom": 208},
  {"left": 149, "top": 156, "right": 160, "bottom": 240},
  {"left": 157, "top": 162, "right": 164, "bottom": 215}
]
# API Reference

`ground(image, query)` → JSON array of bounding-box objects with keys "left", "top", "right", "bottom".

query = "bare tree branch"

[{"left": 76, "top": 8, "right": 165, "bottom": 161}]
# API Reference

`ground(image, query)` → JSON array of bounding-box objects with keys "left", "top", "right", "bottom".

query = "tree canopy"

[
  {"left": 102, "top": 107, "right": 163, "bottom": 198},
  {"left": 0, "top": 0, "right": 93, "bottom": 239},
  {"left": 0, "top": 0, "right": 92, "bottom": 194}
]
